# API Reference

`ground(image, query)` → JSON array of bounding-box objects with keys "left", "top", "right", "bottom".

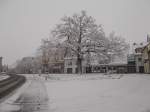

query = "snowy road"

[{"left": 0, "top": 75, "right": 49, "bottom": 112}]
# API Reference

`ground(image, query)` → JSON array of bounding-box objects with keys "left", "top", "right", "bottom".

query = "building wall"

[
  {"left": 0, "top": 57, "right": 2, "bottom": 72},
  {"left": 88, "top": 64, "right": 127, "bottom": 74},
  {"left": 135, "top": 54, "right": 144, "bottom": 73},
  {"left": 127, "top": 53, "right": 144, "bottom": 73},
  {"left": 64, "top": 57, "right": 77, "bottom": 74},
  {"left": 144, "top": 62, "right": 150, "bottom": 73},
  {"left": 142, "top": 44, "right": 150, "bottom": 73},
  {"left": 64, "top": 57, "right": 87, "bottom": 74},
  {"left": 127, "top": 54, "right": 136, "bottom": 73},
  {"left": 48, "top": 62, "right": 64, "bottom": 73}
]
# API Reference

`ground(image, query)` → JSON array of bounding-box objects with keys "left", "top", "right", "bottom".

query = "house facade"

[
  {"left": 91, "top": 63, "right": 127, "bottom": 74},
  {"left": 47, "top": 46, "right": 65, "bottom": 74},
  {"left": 135, "top": 53, "right": 144, "bottom": 73},
  {"left": 0, "top": 57, "right": 2, "bottom": 72},
  {"left": 142, "top": 43, "right": 150, "bottom": 73},
  {"left": 135, "top": 47, "right": 144, "bottom": 73},
  {"left": 127, "top": 54, "right": 136, "bottom": 73},
  {"left": 64, "top": 57, "right": 78, "bottom": 74},
  {"left": 48, "top": 61, "right": 64, "bottom": 73},
  {"left": 64, "top": 55, "right": 128, "bottom": 74},
  {"left": 127, "top": 53, "right": 144, "bottom": 73}
]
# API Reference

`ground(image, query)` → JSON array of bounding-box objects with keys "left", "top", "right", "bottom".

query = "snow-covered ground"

[
  {"left": 0, "top": 73, "right": 150, "bottom": 112},
  {"left": 45, "top": 74, "right": 150, "bottom": 112}
]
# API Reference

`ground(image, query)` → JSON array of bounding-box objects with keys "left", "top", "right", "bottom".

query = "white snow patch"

[
  {"left": 0, "top": 80, "right": 31, "bottom": 112},
  {"left": 45, "top": 74, "right": 150, "bottom": 112}
]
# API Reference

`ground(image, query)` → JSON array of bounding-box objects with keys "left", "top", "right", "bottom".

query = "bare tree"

[
  {"left": 106, "top": 32, "right": 130, "bottom": 62},
  {"left": 52, "top": 11, "right": 105, "bottom": 74}
]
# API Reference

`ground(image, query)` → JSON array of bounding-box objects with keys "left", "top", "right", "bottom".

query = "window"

[
  {"left": 67, "top": 68, "right": 72, "bottom": 73},
  {"left": 138, "top": 58, "right": 142, "bottom": 61},
  {"left": 68, "top": 61, "right": 72, "bottom": 66}
]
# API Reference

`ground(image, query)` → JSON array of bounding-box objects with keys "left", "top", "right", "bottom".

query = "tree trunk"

[
  {"left": 77, "top": 17, "right": 82, "bottom": 74},
  {"left": 77, "top": 54, "right": 82, "bottom": 74}
]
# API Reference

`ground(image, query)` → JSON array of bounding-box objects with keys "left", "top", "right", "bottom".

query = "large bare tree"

[{"left": 52, "top": 11, "right": 106, "bottom": 74}]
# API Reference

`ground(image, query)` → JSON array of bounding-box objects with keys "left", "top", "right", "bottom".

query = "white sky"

[{"left": 0, "top": 0, "right": 150, "bottom": 65}]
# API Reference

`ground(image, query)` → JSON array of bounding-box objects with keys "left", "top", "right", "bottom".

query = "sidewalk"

[
  {"left": 15, "top": 80, "right": 49, "bottom": 112},
  {"left": 0, "top": 75, "right": 49, "bottom": 112},
  {"left": 0, "top": 79, "right": 31, "bottom": 112}
]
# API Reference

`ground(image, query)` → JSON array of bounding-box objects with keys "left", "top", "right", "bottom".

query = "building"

[
  {"left": 140, "top": 35, "right": 150, "bottom": 74},
  {"left": 64, "top": 51, "right": 99, "bottom": 74},
  {"left": 135, "top": 46, "right": 144, "bottom": 73},
  {"left": 18, "top": 57, "right": 35, "bottom": 74},
  {"left": 64, "top": 38, "right": 148, "bottom": 74},
  {"left": 0, "top": 57, "right": 2, "bottom": 73},
  {"left": 64, "top": 48, "right": 128, "bottom": 74},
  {"left": 127, "top": 54, "right": 136, "bottom": 73},
  {"left": 2, "top": 64, "right": 8, "bottom": 72},
  {"left": 127, "top": 41, "right": 146, "bottom": 73},
  {"left": 47, "top": 45, "right": 65, "bottom": 74},
  {"left": 64, "top": 56, "right": 78, "bottom": 74},
  {"left": 48, "top": 61, "right": 64, "bottom": 73},
  {"left": 91, "top": 62, "right": 127, "bottom": 74},
  {"left": 64, "top": 54, "right": 128, "bottom": 74},
  {"left": 142, "top": 42, "right": 150, "bottom": 73},
  {"left": 64, "top": 53, "right": 88, "bottom": 74},
  {"left": 134, "top": 53, "right": 144, "bottom": 73},
  {"left": 127, "top": 51, "right": 144, "bottom": 73}
]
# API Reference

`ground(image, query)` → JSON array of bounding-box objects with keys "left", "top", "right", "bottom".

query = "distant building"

[
  {"left": 91, "top": 62, "right": 127, "bottom": 74},
  {"left": 127, "top": 39, "right": 149, "bottom": 74},
  {"left": 64, "top": 37, "right": 150, "bottom": 74},
  {"left": 15, "top": 57, "right": 35, "bottom": 74},
  {"left": 64, "top": 47, "right": 86, "bottom": 74},
  {"left": 0, "top": 57, "right": 2, "bottom": 72},
  {"left": 47, "top": 45, "right": 65, "bottom": 74},
  {"left": 64, "top": 47, "right": 128, "bottom": 74},
  {"left": 139, "top": 35, "right": 150, "bottom": 74},
  {"left": 127, "top": 54, "right": 136, "bottom": 73},
  {"left": 64, "top": 56, "right": 78, "bottom": 74},
  {"left": 127, "top": 47, "right": 144, "bottom": 73},
  {"left": 2, "top": 64, "right": 8, "bottom": 72},
  {"left": 64, "top": 54, "right": 128, "bottom": 74},
  {"left": 142, "top": 42, "right": 150, "bottom": 73},
  {"left": 134, "top": 47, "right": 144, "bottom": 73},
  {"left": 135, "top": 53, "right": 144, "bottom": 73},
  {"left": 48, "top": 61, "right": 64, "bottom": 73},
  {"left": 147, "top": 34, "right": 150, "bottom": 42}
]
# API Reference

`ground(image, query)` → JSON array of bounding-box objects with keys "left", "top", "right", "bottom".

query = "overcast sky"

[{"left": 0, "top": 0, "right": 150, "bottom": 65}]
